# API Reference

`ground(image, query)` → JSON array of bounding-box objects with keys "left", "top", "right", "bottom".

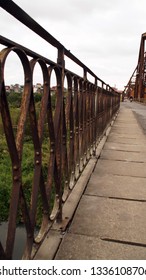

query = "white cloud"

[{"left": 1, "top": 0, "right": 146, "bottom": 89}]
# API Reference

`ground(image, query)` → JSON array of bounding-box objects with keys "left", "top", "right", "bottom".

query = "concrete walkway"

[{"left": 54, "top": 103, "right": 146, "bottom": 260}]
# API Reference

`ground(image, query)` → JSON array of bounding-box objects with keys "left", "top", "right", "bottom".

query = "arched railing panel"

[{"left": 0, "top": 0, "right": 120, "bottom": 259}]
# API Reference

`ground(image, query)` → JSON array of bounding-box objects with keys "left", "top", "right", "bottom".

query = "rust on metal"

[
  {"left": 124, "top": 33, "right": 146, "bottom": 101},
  {"left": 0, "top": 0, "right": 120, "bottom": 259}
]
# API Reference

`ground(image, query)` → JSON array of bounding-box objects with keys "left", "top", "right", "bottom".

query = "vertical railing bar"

[{"left": 0, "top": 33, "right": 120, "bottom": 260}]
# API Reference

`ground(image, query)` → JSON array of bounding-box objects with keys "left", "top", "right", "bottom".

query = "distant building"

[
  {"left": 5, "top": 83, "right": 67, "bottom": 95},
  {"left": 50, "top": 86, "right": 67, "bottom": 95},
  {"left": 33, "top": 83, "right": 43, "bottom": 93},
  {"left": 5, "top": 86, "right": 10, "bottom": 93}
]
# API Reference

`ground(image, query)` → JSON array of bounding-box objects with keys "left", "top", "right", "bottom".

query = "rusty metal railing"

[{"left": 0, "top": 0, "right": 120, "bottom": 259}]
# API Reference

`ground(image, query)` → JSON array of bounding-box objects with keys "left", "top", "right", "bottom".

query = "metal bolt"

[
  {"left": 14, "top": 176, "right": 19, "bottom": 181},
  {"left": 13, "top": 165, "right": 18, "bottom": 171},
  {"left": 25, "top": 78, "right": 30, "bottom": 83}
]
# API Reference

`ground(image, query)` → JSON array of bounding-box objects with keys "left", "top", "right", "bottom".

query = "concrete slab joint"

[
  {"left": 34, "top": 112, "right": 119, "bottom": 260},
  {"left": 35, "top": 104, "right": 146, "bottom": 260}
]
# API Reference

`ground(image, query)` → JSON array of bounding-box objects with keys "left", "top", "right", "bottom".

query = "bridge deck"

[{"left": 36, "top": 103, "right": 146, "bottom": 260}]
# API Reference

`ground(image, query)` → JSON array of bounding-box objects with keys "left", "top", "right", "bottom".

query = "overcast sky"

[{"left": 1, "top": 0, "right": 146, "bottom": 90}]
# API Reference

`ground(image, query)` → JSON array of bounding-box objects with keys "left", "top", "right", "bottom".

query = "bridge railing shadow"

[{"left": 0, "top": 0, "right": 120, "bottom": 259}]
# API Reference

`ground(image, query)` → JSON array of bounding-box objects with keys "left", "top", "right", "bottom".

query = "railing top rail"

[
  {"left": 1, "top": 0, "right": 117, "bottom": 93},
  {"left": 0, "top": 35, "right": 91, "bottom": 84},
  {"left": 0, "top": 1, "right": 120, "bottom": 260},
  {"left": 0, "top": 35, "right": 56, "bottom": 67}
]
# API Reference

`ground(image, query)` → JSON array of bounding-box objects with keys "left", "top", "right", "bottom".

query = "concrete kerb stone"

[
  {"left": 96, "top": 112, "right": 119, "bottom": 158},
  {"left": 33, "top": 111, "right": 119, "bottom": 260}
]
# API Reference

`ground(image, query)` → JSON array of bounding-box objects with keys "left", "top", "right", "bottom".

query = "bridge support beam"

[{"left": 134, "top": 33, "right": 146, "bottom": 102}]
